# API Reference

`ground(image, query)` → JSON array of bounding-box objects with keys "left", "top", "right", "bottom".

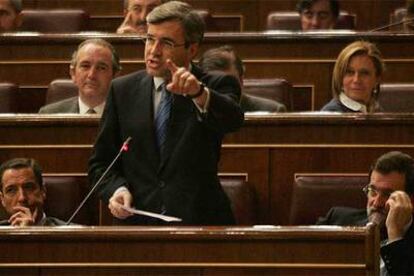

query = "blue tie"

[{"left": 155, "top": 84, "right": 172, "bottom": 155}]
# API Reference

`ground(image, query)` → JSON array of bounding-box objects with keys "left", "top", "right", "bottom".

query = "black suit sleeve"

[
  {"left": 200, "top": 73, "right": 244, "bottom": 134},
  {"left": 88, "top": 81, "right": 128, "bottom": 202},
  {"left": 381, "top": 223, "right": 414, "bottom": 275}
]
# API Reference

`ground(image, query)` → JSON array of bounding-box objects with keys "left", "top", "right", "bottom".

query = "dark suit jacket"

[
  {"left": 0, "top": 216, "right": 67, "bottom": 226},
  {"left": 317, "top": 206, "right": 414, "bottom": 275},
  {"left": 38, "top": 97, "right": 79, "bottom": 113},
  {"left": 88, "top": 65, "right": 244, "bottom": 225},
  {"left": 241, "top": 94, "right": 286, "bottom": 112}
]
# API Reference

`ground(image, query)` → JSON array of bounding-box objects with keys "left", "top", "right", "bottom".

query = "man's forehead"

[
  {"left": 370, "top": 170, "right": 406, "bottom": 190},
  {"left": 2, "top": 168, "right": 36, "bottom": 185},
  {"left": 129, "top": 0, "right": 162, "bottom": 6},
  {"left": 77, "top": 44, "right": 112, "bottom": 63}
]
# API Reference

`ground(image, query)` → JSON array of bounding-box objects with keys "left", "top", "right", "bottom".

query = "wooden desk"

[
  {"left": 1, "top": 113, "right": 414, "bottom": 224},
  {"left": 0, "top": 225, "right": 379, "bottom": 275},
  {"left": 1, "top": 32, "right": 413, "bottom": 110}
]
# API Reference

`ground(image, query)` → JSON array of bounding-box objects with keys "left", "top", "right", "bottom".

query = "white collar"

[
  {"left": 78, "top": 98, "right": 105, "bottom": 115},
  {"left": 339, "top": 92, "right": 367, "bottom": 113}
]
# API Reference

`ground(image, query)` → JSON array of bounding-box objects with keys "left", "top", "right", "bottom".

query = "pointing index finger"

[{"left": 166, "top": 59, "right": 178, "bottom": 74}]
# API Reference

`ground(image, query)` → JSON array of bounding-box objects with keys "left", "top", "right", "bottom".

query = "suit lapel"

[{"left": 130, "top": 74, "right": 160, "bottom": 169}]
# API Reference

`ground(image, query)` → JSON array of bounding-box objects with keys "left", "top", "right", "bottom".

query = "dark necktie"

[
  {"left": 155, "top": 84, "right": 172, "bottom": 155},
  {"left": 86, "top": 108, "right": 96, "bottom": 114}
]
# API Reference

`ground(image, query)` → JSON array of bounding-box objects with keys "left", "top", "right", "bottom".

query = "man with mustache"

[
  {"left": 317, "top": 151, "right": 414, "bottom": 275},
  {"left": 0, "top": 158, "right": 66, "bottom": 226},
  {"left": 89, "top": 1, "right": 243, "bottom": 225},
  {"left": 39, "top": 39, "right": 121, "bottom": 115},
  {"left": 117, "top": 0, "right": 168, "bottom": 34}
]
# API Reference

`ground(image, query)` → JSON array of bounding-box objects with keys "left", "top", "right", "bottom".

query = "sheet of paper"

[{"left": 121, "top": 206, "right": 182, "bottom": 222}]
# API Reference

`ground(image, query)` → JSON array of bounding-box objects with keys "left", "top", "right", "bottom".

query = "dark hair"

[
  {"left": 296, "top": 0, "right": 340, "bottom": 18},
  {"left": 147, "top": 1, "right": 205, "bottom": 46},
  {"left": 9, "top": 0, "right": 22, "bottom": 13},
  {"left": 0, "top": 158, "right": 43, "bottom": 190},
  {"left": 407, "top": 0, "right": 414, "bottom": 15},
  {"left": 199, "top": 45, "right": 244, "bottom": 78},
  {"left": 368, "top": 151, "right": 414, "bottom": 195}
]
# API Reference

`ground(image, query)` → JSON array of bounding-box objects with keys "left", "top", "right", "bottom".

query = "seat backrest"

[
  {"left": 0, "top": 82, "right": 19, "bottom": 113},
  {"left": 0, "top": 175, "right": 96, "bottom": 225},
  {"left": 42, "top": 175, "right": 96, "bottom": 225},
  {"left": 46, "top": 79, "right": 78, "bottom": 104},
  {"left": 99, "top": 174, "right": 257, "bottom": 225},
  {"left": 289, "top": 173, "right": 367, "bottom": 225},
  {"left": 266, "top": 11, "right": 355, "bottom": 30},
  {"left": 20, "top": 9, "right": 89, "bottom": 33},
  {"left": 243, "top": 78, "right": 293, "bottom": 111},
  {"left": 379, "top": 83, "right": 414, "bottom": 112},
  {"left": 220, "top": 175, "right": 257, "bottom": 225}
]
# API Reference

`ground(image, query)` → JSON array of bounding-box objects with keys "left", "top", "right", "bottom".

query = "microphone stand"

[
  {"left": 369, "top": 17, "right": 414, "bottom": 32},
  {"left": 65, "top": 137, "right": 132, "bottom": 225}
]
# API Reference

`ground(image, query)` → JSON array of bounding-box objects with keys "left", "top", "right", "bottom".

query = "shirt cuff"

[
  {"left": 386, "top": 216, "right": 413, "bottom": 244},
  {"left": 113, "top": 186, "right": 129, "bottom": 197},
  {"left": 192, "top": 87, "right": 210, "bottom": 113}
]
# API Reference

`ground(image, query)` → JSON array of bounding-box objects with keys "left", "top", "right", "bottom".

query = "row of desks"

[
  {"left": 1, "top": 32, "right": 413, "bottom": 110},
  {"left": 1, "top": 113, "right": 414, "bottom": 225},
  {"left": 0, "top": 225, "right": 379, "bottom": 275},
  {"left": 24, "top": 0, "right": 405, "bottom": 31}
]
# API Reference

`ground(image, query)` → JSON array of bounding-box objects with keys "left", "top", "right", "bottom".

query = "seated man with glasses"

[
  {"left": 296, "top": 0, "right": 339, "bottom": 31},
  {"left": 317, "top": 151, "right": 414, "bottom": 275}
]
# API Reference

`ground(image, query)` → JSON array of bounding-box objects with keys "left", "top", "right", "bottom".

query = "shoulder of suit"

[
  {"left": 113, "top": 70, "right": 147, "bottom": 84},
  {"left": 39, "top": 97, "right": 78, "bottom": 113}
]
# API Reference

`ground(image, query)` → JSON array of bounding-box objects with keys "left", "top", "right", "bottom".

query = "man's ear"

[
  {"left": 41, "top": 185, "right": 47, "bottom": 201},
  {"left": 188, "top": 43, "right": 199, "bottom": 60},
  {"left": 69, "top": 66, "right": 76, "bottom": 82},
  {"left": 15, "top": 13, "right": 23, "bottom": 29},
  {"left": 0, "top": 191, "right": 5, "bottom": 208}
]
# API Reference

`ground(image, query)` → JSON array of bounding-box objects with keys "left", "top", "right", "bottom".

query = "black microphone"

[
  {"left": 65, "top": 136, "right": 132, "bottom": 225},
  {"left": 369, "top": 17, "right": 414, "bottom": 32}
]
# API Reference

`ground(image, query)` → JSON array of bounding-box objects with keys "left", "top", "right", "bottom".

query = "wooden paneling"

[
  {"left": 1, "top": 114, "right": 413, "bottom": 225},
  {"left": 0, "top": 225, "right": 379, "bottom": 275},
  {"left": 1, "top": 33, "right": 414, "bottom": 110},
  {"left": 24, "top": 0, "right": 406, "bottom": 31}
]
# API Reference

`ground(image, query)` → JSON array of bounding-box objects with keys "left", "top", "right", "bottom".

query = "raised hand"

[
  {"left": 9, "top": 206, "right": 38, "bottom": 226},
  {"left": 385, "top": 191, "right": 413, "bottom": 241}
]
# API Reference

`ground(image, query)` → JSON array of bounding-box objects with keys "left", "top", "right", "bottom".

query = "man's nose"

[
  {"left": 149, "top": 40, "right": 163, "bottom": 54},
  {"left": 87, "top": 67, "right": 98, "bottom": 78},
  {"left": 16, "top": 188, "right": 27, "bottom": 202},
  {"left": 311, "top": 16, "right": 320, "bottom": 27},
  {"left": 372, "top": 194, "right": 386, "bottom": 208}
]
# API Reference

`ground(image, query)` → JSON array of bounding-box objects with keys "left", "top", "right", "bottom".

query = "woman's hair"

[{"left": 331, "top": 41, "right": 385, "bottom": 107}]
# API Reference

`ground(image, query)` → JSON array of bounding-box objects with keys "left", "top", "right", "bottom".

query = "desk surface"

[{"left": 0, "top": 225, "right": 379, "bottom": 275}]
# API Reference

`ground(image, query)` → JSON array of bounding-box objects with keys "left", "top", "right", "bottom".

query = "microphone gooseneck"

[
  {"left": 65, "top": 136, "right": 132, "bottom": 225},
  {"left": 369, "top": 17, "right": 414, "bottom": 32}
]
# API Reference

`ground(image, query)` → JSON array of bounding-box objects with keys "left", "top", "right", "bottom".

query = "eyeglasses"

[
  {"left": 362, "top": 184, "right": 394, "bottom": 199},
  {"left": 144, "top": 35, "right": 186, "bottom": 51}
]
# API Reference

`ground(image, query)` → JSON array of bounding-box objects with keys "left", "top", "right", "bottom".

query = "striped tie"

[{"left": 155, "top": 84, "right": 172, "bottom": 155}]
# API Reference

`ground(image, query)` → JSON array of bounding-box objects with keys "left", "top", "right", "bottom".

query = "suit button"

[{"left": 159, "top": 180, "right": 165, "bottom": 188}]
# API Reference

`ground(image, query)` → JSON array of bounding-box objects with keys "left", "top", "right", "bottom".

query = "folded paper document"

[{"left": 121, "top": 206, "right": 182, "bottom": 222}]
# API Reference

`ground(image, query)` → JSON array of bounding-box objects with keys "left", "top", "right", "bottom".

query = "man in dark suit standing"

[
  {"left": 89, "top": 1, "right": 244, "bottom": 225},
  {"left": 0, "top": 158, "right": 66, "bottom": 226},
  {"left": 317, "top": 151, "right": 414, "bottom": 275}
]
